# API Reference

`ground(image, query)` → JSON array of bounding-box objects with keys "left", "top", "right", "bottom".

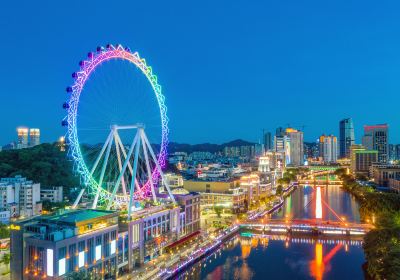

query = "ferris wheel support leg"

[
  {"left": 72, "top": 188, "right": 86, "bottom": 209},
  {"left": 107, "top": 130, "right": 140, "bottom": 210},
  {"left": 92, "top": 134, "right": 114, "bottom": 209},
  {"left": 115, "top": 132, "right": 142, "bottom": 196},
  {"left": 114, "top": 132, "right": 127, "bottom": 198},
  {"left": 127, "top": 130, "right": 142, "bottom": 219},
  {"left": 90, "top": 131, "right": 114, "bottom": 176},
  {"left": 140, "top": 131, "right": 157, "bottom": 203},
  {"left": 142, "top": 131, "right": 176, "bottom": 203},
  {"left": 115, "top": 133, "right": 133, "bottom": 174}
]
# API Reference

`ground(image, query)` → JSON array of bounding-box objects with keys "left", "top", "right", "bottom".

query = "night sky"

[{"left": 1, "top": 0, "right": 399, "bottom": 145}]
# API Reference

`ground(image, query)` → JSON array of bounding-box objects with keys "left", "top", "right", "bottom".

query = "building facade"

[
  {"left": 286, "top": 128, "right": 304, "bottom": 166},
  {"left": 0, "top": 176, "right": 42, "bottom": 221},
  {"left": 10, "top": 209, "right": 119, "bottom": 280},
  {"left": 319, "top": 134, "right": 338, "bottom": 163},
  {"left": 40, "top": 187, "right": 63, "bottom": 203},
  {"left": 350, "top": 145, "right": 378, "bottom": 176},
  {"left": 362, "top": 124, "right": 389, "bottom": 163},
  {"left": 371, "top": 164, "right": 400, "bottom": 187},
  {"left": 339, "top": 118, "right": 355, "bottom": 158}
]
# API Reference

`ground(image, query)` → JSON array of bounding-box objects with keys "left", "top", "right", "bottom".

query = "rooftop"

[{"left": 40, "top": 209, "right": 117, "bottom": 225}]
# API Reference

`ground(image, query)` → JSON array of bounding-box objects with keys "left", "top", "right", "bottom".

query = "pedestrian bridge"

[{"left": 240, "top": 219, "right": 374, "bottom": 237}]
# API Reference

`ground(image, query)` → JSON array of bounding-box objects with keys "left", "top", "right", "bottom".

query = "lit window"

[
  {"left": 110, "top": 240, "right": 116, "bottom": 255},
  {"left": 78, "top": 251, "right": 84, "bottom": 268},
  {"left": 95, "top": 245, "right": 101, "bottom": 261},
  {"left": 46, "top": 249, "right": 53, "bottom": 277},
  {"left": 58, "top": 258, "right": 66, "bottom": 276}
]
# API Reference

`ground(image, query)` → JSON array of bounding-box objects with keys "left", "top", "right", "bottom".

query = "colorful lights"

[
  {"left": 63, "top": 44, "right": 168, "bottom": 207},
  {"left": 315, "top": 187, "right": 322, "bottom": 219}
]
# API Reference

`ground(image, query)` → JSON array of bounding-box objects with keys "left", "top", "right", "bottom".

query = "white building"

[
  {"left": 319, "top": 134, "right": 338, "bottom": 163},
  {"left": 17, "top": 127, "right": 29, "bottom": 149},
  {"left": 0, "top": 175, "right": 42, "bottom": 220},
  {"left": 163, "top": 174, "right": 184, "bottom": 189},
  {"left": 29, "top": 128, "right": 40, "bottom": 147},
  {"left": 40, "top": 186, "right": 63, "bottom": 202}
]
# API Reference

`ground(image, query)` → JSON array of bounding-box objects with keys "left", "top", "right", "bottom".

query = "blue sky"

[{"left": 1, "top": 0, "right": 399, "bottom": 145}]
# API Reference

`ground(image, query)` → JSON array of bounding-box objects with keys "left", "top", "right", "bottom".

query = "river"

[{"left": 178, "top": 182, "right": 366, "bottom": 280}]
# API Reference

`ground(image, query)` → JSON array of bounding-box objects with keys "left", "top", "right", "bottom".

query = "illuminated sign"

[
  {"left": 10, "top": 224, "right": 21, "bottom": 231},
  {"left": 95, "top": 245, "right": 101, "bottom": 261},
  {"left": 46, "top": 249, "right": 53, "bottom": 277},
  {"left": 78, "top": 251, "right": 85, "bottom": 268}
]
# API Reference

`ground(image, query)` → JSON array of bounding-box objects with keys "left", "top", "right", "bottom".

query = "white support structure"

[{"left": 79, "top": 124, "right": 175, "bottom": 216}]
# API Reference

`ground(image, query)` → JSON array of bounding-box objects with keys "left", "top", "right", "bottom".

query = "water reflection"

[
  {"left": 273, "top": 183, "right": 360, "bottom": 222},
  {"left": 179, "top": 182, "right": 365, "bottom": 279},
  {"left": 178, "top": 235, "right": 364, "bottom": 280}
]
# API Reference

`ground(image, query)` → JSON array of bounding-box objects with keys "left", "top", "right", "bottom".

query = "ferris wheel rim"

[{"left": 63, "top": 44, "right": 168, "bottom": 206}]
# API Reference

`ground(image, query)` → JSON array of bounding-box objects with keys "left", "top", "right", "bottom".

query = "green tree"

[
  {"left": 214, "top": 205, "right": 223, "bottom": 218},
  {"left": 276, "top": 185, "right": 283, "bottom": 197}
]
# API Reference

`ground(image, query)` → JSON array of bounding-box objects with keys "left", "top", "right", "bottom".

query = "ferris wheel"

[{"left": 62, "top": 44, "right": 175, "bottom": 216}]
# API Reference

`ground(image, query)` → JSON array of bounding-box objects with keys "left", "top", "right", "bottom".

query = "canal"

[{"left": 179, "top": 181, "right": 366, "bottom": 280}]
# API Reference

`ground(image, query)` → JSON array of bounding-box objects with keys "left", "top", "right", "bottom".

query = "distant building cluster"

[
  {"left": 1, "top": 127, "right": 41, "bottom": 150},
  {"left": 17, "top": 127, "right": 40, "bottom": 149}
]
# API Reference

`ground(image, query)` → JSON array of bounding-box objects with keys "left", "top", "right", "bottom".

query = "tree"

[
  {"left": 0, "top": 223, "right": 10, "bottom": 239},
  {"left": 0, "top": 253, "right": 10, "bottom": 268},
  {"left": 276, "top": 185, "right": 283, "bottom": 197},
  {"left": 214, "top": 206, "right": 223, "bottom": 218}
]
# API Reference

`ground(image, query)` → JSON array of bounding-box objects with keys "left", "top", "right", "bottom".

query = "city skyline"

[{"left": 1, "top": 1, "right": 400, "bottom": 145}]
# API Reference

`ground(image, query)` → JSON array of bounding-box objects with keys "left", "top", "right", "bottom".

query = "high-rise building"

[
  {"left": 263, "top": 131, "right": 272, "bottom": 151},
  {"left": 362, "top": 124, "right": 389, "bottom": 163},
  {"left": 286, "top": 128, "right": 304, "bottom": 166},
  {"left": 339, "top": 118, "right": 355, "bottom": 158},
  {"left": 29, "top": 128, "right": 40, "bottom": 147},
  {"left": 396, "top": 144, "right": 400, "bottom": 161},
  {"left": 17, "top": 127, "right": 29, "bottom": 149},
  {"left": 319, "top": 134, "right": 338, "bottom": 163}
]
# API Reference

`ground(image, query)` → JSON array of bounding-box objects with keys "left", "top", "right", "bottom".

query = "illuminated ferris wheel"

[{"left": 62, "top": 44, "right": 175, "bottom": 215}]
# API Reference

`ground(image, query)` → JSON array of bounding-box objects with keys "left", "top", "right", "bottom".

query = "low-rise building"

[
  {"left": 183, "top": 179, "right": 245, "bottom": 213},
  {"left": 40, "top": 187, "right": 63, "bottom": 203},
  {"left": 10, "top": 209, "right": 119, "bottom": 280},
  {"left": 371, "top": 164, "right": 400, "bottom": 187},
  {"left": 350, "top": 145, "right": 378, "bottom": 176},
  {"left": 389, "top": 178, "right": 400, "bottom": 193},
  {"left": 0, "top": 176, "right": 42, "bottom": 221}
]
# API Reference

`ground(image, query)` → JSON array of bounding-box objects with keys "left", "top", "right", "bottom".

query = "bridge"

[
  {"left": 240, "top": 218, "right": 373, "bottom": 237},
  {"left": 242, "top": 170, "right": 374, "bottom": 237}
]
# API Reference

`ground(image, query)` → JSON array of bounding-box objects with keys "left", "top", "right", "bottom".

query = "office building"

[
  {"left": 362, "top": 124, "right": 389, "bottom": 163},
  {"left": 339, "top": 118, "right": 355, "bottom": 158},
  {"left": 29, "top": 129, "right": 40, "bottom": 147},
  {"left": 319, "top": 134, "right": 338, "bottom": 163},
  {"left": 350, "top": 145, "right": 378, "bottom": 176},
  {"left": 17, "top": 127, "right": 29, "bottom": 149},
  {"left": 286, "top": 128, "right": 304, "bottom": 166},
  {"left": 263, "top": 131, "right": 272, "bottom": 151}
]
